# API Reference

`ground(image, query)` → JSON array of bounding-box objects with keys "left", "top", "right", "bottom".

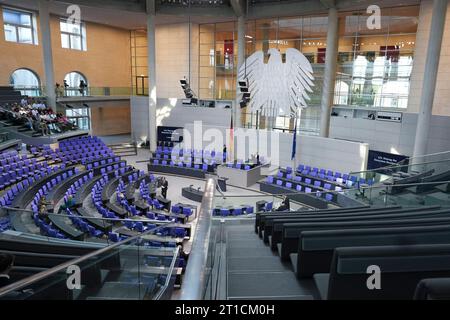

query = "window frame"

[
  {"left": 59, "top": 17, "right": 87, "bottom": 51},
  {"left": 2, "top": 7, "right": 38, "bottom": 45}
]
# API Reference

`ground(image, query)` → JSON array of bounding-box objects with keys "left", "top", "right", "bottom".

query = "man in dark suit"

[
  {"left": 161, "top": 178, "right": 169, "bottom": 199},
  {"left": 0, "top": 253, "right": 14, "bottom": 288}
]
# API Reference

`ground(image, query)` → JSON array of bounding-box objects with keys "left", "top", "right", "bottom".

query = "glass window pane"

[
  {"left": 70, "top": 35, "right": 82, "bottom": 50},
  {"left": 60, "top": 20, "right": 69, "bottom": 32},
  {"left": 4, "top": 24, "right": 17, "bottom": 42},
  {"left": 70, "top": 23, "right": 81, "bottom": 34},
  {"left": 18, "top": 27, "right": 32, "bottom": 43},
  {"left": 19, "top": 13, "right": 31, "bottom": 26},
  {"left": 3, "top": 10, "right": 21, "bottom": 24},
  {"left": 61, "top": 33, "right": 70, "bottom": 48}
]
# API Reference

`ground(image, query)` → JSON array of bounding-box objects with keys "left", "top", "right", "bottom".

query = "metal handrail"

[
  {"left": 0, "top": 222, "right": 177, "bottom": 298},
  {"left": 153, "top": 245, "right": 181, "bottom": 300},
  {"left": 212, "top": 180, "right": 450, "bottom": 198},
  {"left": 179, "top": 177, "right": 216, "bottom": 299}
]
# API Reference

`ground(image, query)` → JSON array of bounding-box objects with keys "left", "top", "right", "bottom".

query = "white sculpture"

[{"left": 238, "top": 48, "right": 315, "bottom": 118}]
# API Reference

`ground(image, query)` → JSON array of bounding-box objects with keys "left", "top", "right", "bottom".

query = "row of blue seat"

[
  {"left": 152, "top": 159, "right": 211, "bottom": 171},
  {"left": 266, "top": 176, "right": 335, "bottom": 202},
  {"left": 212, "top": 205, "right": 255, "bottom": 216}
]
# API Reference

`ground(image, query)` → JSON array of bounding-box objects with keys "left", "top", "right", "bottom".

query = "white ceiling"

[
  {"left": 0, "top": 0, "right": 421, "bottom": 30},
  {"left": 0, "top": 0, "right": 236, "bottom": 29}
]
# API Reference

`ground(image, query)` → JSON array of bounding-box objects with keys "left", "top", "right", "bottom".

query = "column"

[
  {"left": 412, "top": 0, "right": 448, "bottom": 161},
  {"left": 146, "top": 0, "right": 157, "bottom": 152},
  {"left": 235, "top": 15, "right": 245, "bottom": 128},
  {"left": 319, "top": 7, "right": 339, "bottom": 137},
  {"left": 38, "top": 0, "right": 56, "bottom": 110}
]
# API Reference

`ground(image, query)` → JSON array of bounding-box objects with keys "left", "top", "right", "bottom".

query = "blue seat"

[
  {"left": 265, "top": 202, "right": 273, "bottom": 211},
  {"left": 286, "top": 182, "right": 292, "bottom": 189},
  {"left": 171, "top": 227, "right": 186, "bottom": 238},
  {"left": 276, "top": 180, "right": 283, "bottom": 186},
  {"left": 246, "top": 206, "right": 254, "bottom": 214},
  {"left": 182, "top": 207, "right": 192, "bottom": 216},
  {"left": 220, "top": 208, "right": 230, "bottom": 216},
  {"left": 266, "top": 176, "right": 274, "bottom": 184},
  {"left": 233, "top": 208, "right": 243, "bottom": 215},
  {"left": 296, "top": 185, "right": 302, "bottom": 192},
  {"left": 135, "top": 222, "right": 145, "bottom": 232}
]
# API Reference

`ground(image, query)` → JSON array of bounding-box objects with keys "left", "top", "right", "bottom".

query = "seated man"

[
  {"left": 38, "top": 196, "right": 52, "bottom": 222},
  {"left": 276, "top": 196, "right": 290, "bottom": 212},
  {"left": 59, "top": 195, "right": 75, "bottom": 213}
]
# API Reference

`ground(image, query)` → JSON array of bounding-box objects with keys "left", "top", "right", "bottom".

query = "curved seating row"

[{"left": 212, "top": 205, "right": 255, "bottom": 216}]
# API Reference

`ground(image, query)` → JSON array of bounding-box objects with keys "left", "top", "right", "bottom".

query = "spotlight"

[{"left": 237, "top": 79, "right": 250, "bottom": 108}]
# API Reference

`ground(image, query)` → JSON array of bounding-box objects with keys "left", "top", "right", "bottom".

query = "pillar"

[
  {"left": 146, "top": 0, "right": 157, "bottom": 152},
  {"left": 412, "top": 0, "right": 448, "bottom": 161},
  {"left": 235, "top": 15, "right": 245, "bottom": 128},
  {"left": 38, "top": 0, "right": 56, "bottom": 110},
  {"left": 319, "top": 7, "right": 339, "bottom": 137}
]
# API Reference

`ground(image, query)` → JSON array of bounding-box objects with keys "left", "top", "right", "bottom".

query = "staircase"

[
  {"left": 0, "top": 86, "right": 24, "bottom": 105},
  {"left": 109, "top": 142, "right": 138, "bottom": 157},
  {"left": 223, "top": 221, "right": 318, "bottom": 300}
]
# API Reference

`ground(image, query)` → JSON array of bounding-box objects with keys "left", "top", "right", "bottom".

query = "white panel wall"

[
  {"left": 130, "top": 96, "right": 231, "bottom": 143},
  {"left": 180, "top": 124, "right": 369, "bottom": 174},
  {"left": 330, "top": 113, "right": 450, "bottom": 156}
]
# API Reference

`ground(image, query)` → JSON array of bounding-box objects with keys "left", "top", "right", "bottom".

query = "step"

[
  {"left": 228, "top": 256, "right": 292, "bottom": 272},
  {"left": 227, "top": 271, "right": 315, "bottom": 299},
  {"left": 88, "top": 281, "right": 147, "bottom": 300}
]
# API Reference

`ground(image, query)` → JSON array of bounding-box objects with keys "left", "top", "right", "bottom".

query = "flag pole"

[{"left": 293, "top": 108, "right": 301, "bottom": 172}]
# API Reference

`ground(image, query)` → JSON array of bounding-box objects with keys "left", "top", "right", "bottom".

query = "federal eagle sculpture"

[{"left": 238, "top": 48, "right": 315, "bottom": 118}]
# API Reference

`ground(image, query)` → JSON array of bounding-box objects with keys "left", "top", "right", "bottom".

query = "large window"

[
  {"left": 60, "top": 18, "right": 87, "bottom": 51},
  {"left": 66, "top": 108, "right": 90, "bottom": 130},
  {"left": 10, "top": 69, "right": 40, "bottom": 96},
  {"left": 335, "top": 6, "right": 419, "bottom": 109},
  {"left": 64, "top": 72, "right": 88, "bottom": 96},
  {"left": 199, "top": 22, "right": 237, "bottom": 100},
  {"left": 2, "top": 7, "right": 37, "bottom": 45}
]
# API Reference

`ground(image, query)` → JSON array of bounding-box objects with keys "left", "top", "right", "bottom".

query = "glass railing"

[
  {"left": 212, "top": 177, "right": 450, "bottom": 213},
  {"left": 212, "top": 193, "right": 314, "bottom": 215},
  {"left": 56, "top": 87, "right": 133, "bottom": 98},
  {"left": 350, "top": 151, "right": 450, "bottom": 186},
  {"left": 0, "top": 209, "right": 181, "bottom": 300}
]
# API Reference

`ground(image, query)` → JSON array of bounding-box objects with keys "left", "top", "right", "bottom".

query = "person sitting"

[
  {"left": 59, "top": 195, "right": 75, "bottom": 213},
  {"left": 38, "top": 196, "right": 52, "bottom": 222},
  {"left": 117, "top": 191, "right": 127, "bottom": 205},
  {"left": 276, "top": 196, "right": 290, "bottom": 212}
]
